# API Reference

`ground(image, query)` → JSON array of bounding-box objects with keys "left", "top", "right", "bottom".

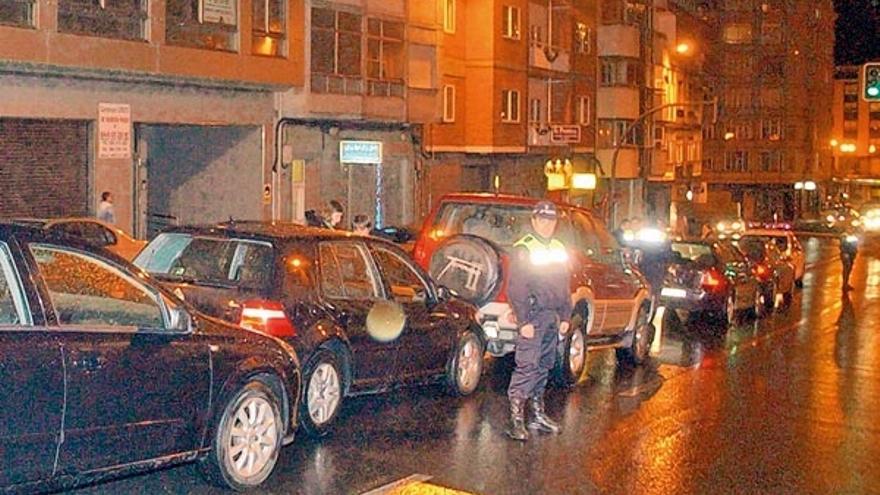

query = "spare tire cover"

[{"left": 428, "top": 234, "right": 503, "bottom": 307}]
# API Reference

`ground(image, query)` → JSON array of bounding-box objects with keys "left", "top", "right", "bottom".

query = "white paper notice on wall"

[
  {"left": 98, "top": 103, "right": 131, "bottom": 159},
  {"left": 200, "top": 0, "right": 236, "bottom": 25}
]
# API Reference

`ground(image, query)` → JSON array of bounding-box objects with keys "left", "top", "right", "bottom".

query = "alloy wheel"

[
  {"left": 308, "top": 363, "right": 341, "bottom": 426},
  {"left": 456, "top": 336, "right": 482, "bottom": 392},
  {"left": 225, "top": 396, "right": 278, "bottom": 480},
  {"left": 569, "top": 328, "right": 586, "bottom": 376}
]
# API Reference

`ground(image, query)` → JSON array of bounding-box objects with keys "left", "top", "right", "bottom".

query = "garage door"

[{"left": 0, "top": 119, "right": 90, "bottom": 218}]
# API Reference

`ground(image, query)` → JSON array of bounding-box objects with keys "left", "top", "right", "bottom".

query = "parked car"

[
  {"left": 11, "top": 217, "right": 146, "bottom": 260},
  {"left": 134, "top": 222, "right": 485, "bottom": 437},
  {"left": 741, "top": 228, "right": 805, "bottom": 286},
  {"left": 412, "top": 193, "right": 655, "bottom": 384},
  {"left": 735, "top": 236, "right": 796, "bottom": 312},
  {"left": 660, "top": 240, "right": 763, "bottom": 325},
  {"left": 0, "top": 223, "right": 301, "bottom": 493}
]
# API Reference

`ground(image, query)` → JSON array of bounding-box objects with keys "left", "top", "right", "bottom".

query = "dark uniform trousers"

[{"left": 508, "top": 312, "right": 558, "bottom": 401}]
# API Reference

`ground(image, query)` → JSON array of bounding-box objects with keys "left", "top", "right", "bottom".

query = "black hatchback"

[
  {"left": 134, "top": 222, "right": 486, "bottom": 437},
  {"left": 0, "top": 223, "right": 301, "bottom": 493}
]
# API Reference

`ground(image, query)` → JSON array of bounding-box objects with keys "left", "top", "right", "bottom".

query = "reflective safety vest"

[{"left": 514, "top": 234, "right": 569, "bottom": 267}]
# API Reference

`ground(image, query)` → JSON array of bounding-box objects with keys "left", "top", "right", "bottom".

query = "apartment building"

[
  {"left": 700, "top": 0, "right": 835, "bottom": 221},
  {"left": 0, "top": 0, "right": 305, "bottom": 235},
  {"left": 831, "top": 65, "right": 880, "bottom": 203},
  {"left": 422, "top": 0, "right": 600, "bottom": 213}
]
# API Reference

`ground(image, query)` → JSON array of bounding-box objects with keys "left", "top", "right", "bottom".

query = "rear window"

[
  {"left": 134, "top": 233, "right": 275, "bottom": 289},
  {"left": 670, "top": 243, "right": 714, "bottom": 262},
  {"left": 432, "top": 202, "right": 534, "bottom": 248}
]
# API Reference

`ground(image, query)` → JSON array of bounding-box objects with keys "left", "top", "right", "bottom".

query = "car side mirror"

[
  {"left": 436, "top": 285, "right": 452, "bottom": 303},
  {"left": 164, "top": 297, "right": 192, "bottom": 332}
]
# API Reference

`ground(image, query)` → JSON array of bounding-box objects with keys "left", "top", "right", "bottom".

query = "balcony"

[
  {"left": 598, "top": 25, "right": 639, "bottom": 58},
  {"left": 598, "top": 87, "right": 640, "bottom": 120},
  {"left": 597, "top": 148, "right": 640, "bottom": 179},
  {"left": 529, "top": 42, "right": 571, "bottom": 73}
]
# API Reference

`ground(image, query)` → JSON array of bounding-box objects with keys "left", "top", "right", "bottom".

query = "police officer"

[
  {"left": 506, "top": 201, "right": 572, "bottom": 441},
  {"left": 840, "top": 232, "right": 859, "bottom": 291}
]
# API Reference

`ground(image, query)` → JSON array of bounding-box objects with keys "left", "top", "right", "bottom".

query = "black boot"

[
  {"left": 528, "top": 396, "right": 561, "bottom": 434},
  {"left": 505, "top": 397, "right": 529, "bottom": 441}
]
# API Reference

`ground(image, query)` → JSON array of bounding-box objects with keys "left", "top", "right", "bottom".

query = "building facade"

[
  {"left": 0, "top": 0, "right": 305, "bottom": 236},
  {"left": 831, "top": 65, "right": 880, "bottom": 203},
  {"left": 699, "top": 0, "right": 835, "bottom": 222}
]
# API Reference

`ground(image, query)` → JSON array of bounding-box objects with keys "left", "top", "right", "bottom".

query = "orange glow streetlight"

[{"left": 675, "top": 42, "right": 692, "bottom": 55}]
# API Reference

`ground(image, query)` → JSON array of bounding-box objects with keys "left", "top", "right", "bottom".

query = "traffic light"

[{"left": 863, "top": 63, "right": 880, "bottom": 101}]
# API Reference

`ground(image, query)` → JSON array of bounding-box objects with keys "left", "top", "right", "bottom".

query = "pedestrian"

[
  {"left": 505, "top": 200, "right": 572, "bottom": 441},
  {"left": 306, "top": 200, "right": 344, "bottom": 229},
  {"left": 352, "top": 214, "right": 373, "bottom": 236},
  {"left": 840, "top": 232, "right": 859, "bottom": 291},
  {"left": 97, "top": 191, "right": 116, "bottom": 225},
  {"left": 613, "top": 218, "right": 632, "bottom": 245}
]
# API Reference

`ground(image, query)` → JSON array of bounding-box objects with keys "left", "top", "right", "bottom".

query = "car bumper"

[{"left": 659, "top": 287, "right": 725, "bottom": 312}]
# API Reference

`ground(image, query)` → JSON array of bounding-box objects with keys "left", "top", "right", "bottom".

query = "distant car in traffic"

[
  {"left": 660, "top": 240, "right": 763, "bottom": 325},
  {"left": 134, "top": 222, "right": 485, "bottom": 437},
  {"left": 11, "top": 217, "right": 146, "bottom": 260},
  {"left": 412, "top": 193, "right": 655, "bottom": 383},
  {"left": 741, "top": 228, "right": 805, "bottom": 286},
  {"left": 0, "top": 223, "right": 301, "bottom": 493},
  {"left": 735, "top": 236, "right": 796, "bottom": 312}
]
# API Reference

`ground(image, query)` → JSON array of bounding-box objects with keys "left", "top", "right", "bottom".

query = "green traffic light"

[{"left": 869, "top": 86, "right": 880, "bottom": 98}]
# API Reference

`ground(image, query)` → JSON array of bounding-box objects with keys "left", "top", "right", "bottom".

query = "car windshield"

[
  {"left": 134, "top": 233, "right": 274, "bottom": 289},
  {"left": 433, "top": 202, "right": 535, "bottom": 248},
  {"left": 670, "top": 242, "right": 713, "bottom": 262}
]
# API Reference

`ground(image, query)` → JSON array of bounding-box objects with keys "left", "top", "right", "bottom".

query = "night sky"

[{"left": 835, "top": 0, "right": 880, "bottom": 64}]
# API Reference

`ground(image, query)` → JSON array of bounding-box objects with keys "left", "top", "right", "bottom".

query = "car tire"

[
  {"left": 553, "top": 316, "right": 587, "bottom": 388},
  {"left": 300, "top": 350, "right": 345, "bottom": 438},
  {"left": 427, "top": 235, "right": 503, "bottom": 307},
  {"left": 200, "top": 380, "right": 284, "bottom": 491},
  {"left": 616, "top": 304, "right": 653, "bottom": 368},
  {"left": 446, "top": 331, "right": 485, "bottom": 396}
]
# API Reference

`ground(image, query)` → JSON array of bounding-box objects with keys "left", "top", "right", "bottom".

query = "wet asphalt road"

[{"left": 70, "top": 236, "right": 880, "bottom": 495}]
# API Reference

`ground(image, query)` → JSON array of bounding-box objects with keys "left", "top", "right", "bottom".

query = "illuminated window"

[
  {"left": 443, "top": 85, "right": 456, "bottom": 123},
  {"left": 502, "top": 89, "right": 521, "bottom": 123},
  {"left": 166, "top": 0, "right": 238, "bottom": 51},
  {"left": 529, "top": 98, "right": 542, "bottom": 124},
  {"left": 578, "top": 96, "right": 591, "bottom": 125},
  {"left": 502, "top": 5, "right": 520, "bottom": 40},
  {"left": 723, "top": 23, "right": 752, "bottom": 44},
  {"left": 58, "top": 0, "right": 149, "bottom": 41},
  {"left": 252, "top": 0, "right": 286, "bottom": 57},
  {"left": 443, "top": 0, "right": 455, "bottom": 33}
]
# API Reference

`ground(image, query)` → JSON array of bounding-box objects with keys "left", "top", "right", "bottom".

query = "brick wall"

[{"left": 0, "top": 119, "right": 89, "bottom": 218}]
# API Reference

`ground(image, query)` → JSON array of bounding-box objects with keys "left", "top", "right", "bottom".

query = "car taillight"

[
  {"left": 754, "top": 263, "right": 771, "bottom": 281},
  {"left": 700, "top": 269, "right": 726, "bottom": 292},
  {"left": 239, "top": 300, "right": 296, "bottom": 337}
]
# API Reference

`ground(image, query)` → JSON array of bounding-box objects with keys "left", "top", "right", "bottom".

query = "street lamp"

[
  {"left": 804, "top": 181, "right": 817, "bottom": 191},
  {"left": 675, "top": 42, "right": 692, "bottom": 55}
]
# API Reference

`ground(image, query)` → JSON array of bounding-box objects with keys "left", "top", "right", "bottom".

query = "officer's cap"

[{"left": 532, "top": 201, "right": 558, "bottom": 219}]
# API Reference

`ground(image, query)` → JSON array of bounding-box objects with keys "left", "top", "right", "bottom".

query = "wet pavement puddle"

[{"left": 362, "top": 474, "right": 479, "bottom": 495}]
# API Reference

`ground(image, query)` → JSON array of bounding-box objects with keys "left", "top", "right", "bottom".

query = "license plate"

[{"left": 661, "top": 288, "right": 687, "bottom": 299}]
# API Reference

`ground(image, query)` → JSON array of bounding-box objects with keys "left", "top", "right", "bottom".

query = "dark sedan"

[
  {"left": 134, "top": 222, "right": 486, "bottom": 437},
  {"left": 660, "top": 240, "right": 762, "bottom": 325},
  {"left": 0, "top": 223, "right": 301, "bottom": 493}
]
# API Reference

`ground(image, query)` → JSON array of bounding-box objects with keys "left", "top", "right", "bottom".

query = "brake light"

[
  {"left": 239, "top": 300, "right": 296, "bottom": 337},
  {"left": 754, "top": 263, "right": 771, "bottom": 281},
  {"left": 700, "top": 269, "right": 726, "bottom": 292}
]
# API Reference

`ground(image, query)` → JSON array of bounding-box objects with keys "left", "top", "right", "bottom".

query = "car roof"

[
  {"left": 162, "top": 221, "right": 400, "bottom": 246},
  {"left": 437, "top": 192, "right": 594, "bottom": 216},
  {"left": 743, "top": 229, "right": 791, "bottom": 237}
]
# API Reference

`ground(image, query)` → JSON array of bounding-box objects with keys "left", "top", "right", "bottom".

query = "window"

[
  {"left": 58, "top": 0, "right": 149, "bottom": 41},
  {"left": 760, "top": 87, "right": 782, "bottom": 108},
  {"left": 443, "top": 0, "right": 455, "bottom": 33},
  {"left": 0, "top": 0, "right": 36, "bottom": 28},
  {"left": 33, "top": 245, "right": 164, "bottom": 328},
  {"left": 134, "top": 234, "right": 275, "bottom": 290},
  {"left": 367, "top": 18, "right": 405, "bottom": 97},
  {"left": 601, "top": 58, "right": 641, "bottom": 86},
  {"left": 502, "top": 5, "right": 520, "bottom": 40},
  {"left": 529, "top": 98, "right": 542, "bottom": 124},
  {"left": 0, "top": 243, "right": 28, "bottom": 325},
  {"left": 761, "top": 118, "right": 782, "bottom": 141},
  {"left": 599, "top": 119, "right": 640, "bottom": 148},
  {"left": 759, "top": 150, "right": 781, "bottom": 172},
  {"left": 761, "top": 22, "right": 781, "bottom": 44},
  {"left": 311, "top": 8, "right": 363, "bottom": 95},
  {"left": 724, "top": 151, "right": 749, "bottom": 172},
  {"left": 372, "top": 247, "right": 430, "bottom": 304},
  {"left": 443, "top": 84, "right": 456, "bottom": 122},
  {"left": 252, "top": 0, "right": 286, "bottom": 56},
  {"left": 723, "top": 54, "right": 753, "bottom": 77},
  {"left": 319, "top": 243, "right": 380, "bottom": 300},
  {"left": 49, "top": 222, "right": 116, "bottom": 248},
  {"left": 578, "top": 96, "right": 591, "bottom": 125},
  {"left": 166, "top": 0, "right": 237, "bottom": 51},
  {"left": 502, "top": 89, "right": 520, "bottom": 123},
  {"left": 575, "top": 22, "right": 591, "bottom": 54},
  {"left": 723, "top": 23, "right": 752, "bottom": 44}
]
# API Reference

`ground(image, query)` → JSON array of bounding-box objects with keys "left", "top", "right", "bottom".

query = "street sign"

[
  {"left": 550, "top": 125, "right": 581, "bottom": 144},
  {"left": 340, "top": 140, "right": 383, "bottom": 164}
]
